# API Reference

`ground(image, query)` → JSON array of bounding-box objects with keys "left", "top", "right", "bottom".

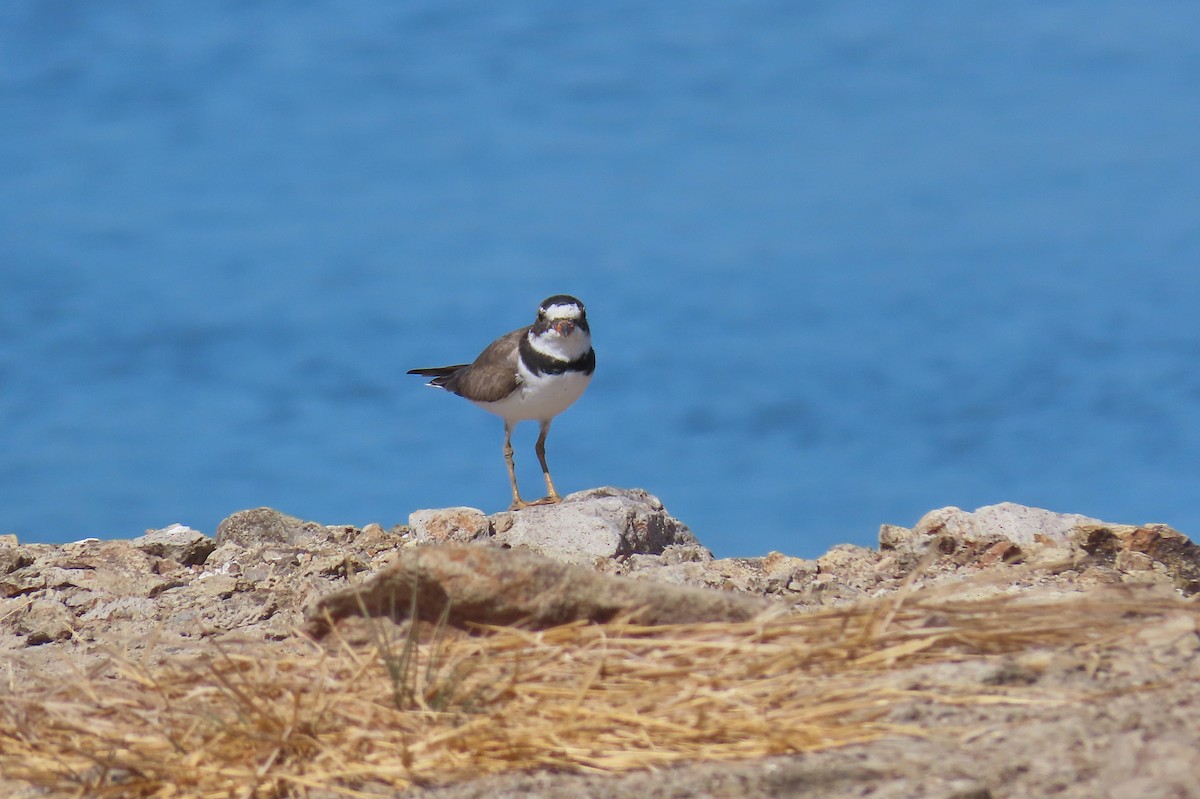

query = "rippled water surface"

[{"left": 3, "top": 2, "right": 1199, "bottom": 556}]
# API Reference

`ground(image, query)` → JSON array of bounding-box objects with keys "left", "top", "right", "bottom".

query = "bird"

[{"left": 407, "top": 295, "right": 596, "bottom": 510}]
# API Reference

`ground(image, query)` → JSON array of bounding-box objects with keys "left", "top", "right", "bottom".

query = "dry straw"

[{"left": 2, "top": 579, "right": 1192, "bottom": 797}]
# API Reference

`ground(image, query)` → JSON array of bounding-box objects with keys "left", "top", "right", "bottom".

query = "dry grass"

[{"left": 1, "top": 581, "right": 1192, "bottom": 798}]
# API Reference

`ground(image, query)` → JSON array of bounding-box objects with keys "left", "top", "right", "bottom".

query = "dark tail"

[{"left": 407, "top": 364, "right": 468, "bottom": 388}]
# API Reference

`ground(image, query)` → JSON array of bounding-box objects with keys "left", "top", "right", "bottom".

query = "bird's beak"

[{"left": 552, "top": 320, "right": 575, "bottom": 335}]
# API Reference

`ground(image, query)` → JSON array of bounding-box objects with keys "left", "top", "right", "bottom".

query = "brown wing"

[
  {"left": 407, "top": 365, "right": 468, "bottom": 381},
  {"left": 427, "top": 327, "right": 525, "bottom": 402}
]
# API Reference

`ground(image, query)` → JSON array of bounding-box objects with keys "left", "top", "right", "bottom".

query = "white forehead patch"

[{"left": 541, "top": 302, "right": 583, "bottom": 320}]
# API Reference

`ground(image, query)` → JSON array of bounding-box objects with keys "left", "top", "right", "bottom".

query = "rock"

[
  {"left": 878, "top": 523, "right": 915, "bottom": 549},
  {"left": 45, "top": 541, "right": 174, "bottom": 598},
  {"left": 7, "top": 490, "right": 1200, "bottom": 799},
  {"left": 1077, "top": 523, "right": 1200, "bottom": 594},
  {"left": 817, "top": 544, "right": 877, "bottom": 574},
  {"left": 1101, "top": 733, "right": 1200, "bottom": 799},
  {"left": 0, "top": 564, "right": 43, "bottom": 598},
  {"left": 0, "top": 511, "right": 418, "bottom": 671},
  {"left": 914, "top": 503, "right": 1104, "bottom": 548},
  {"left": 79, "top": 596, "right": 160, "bottom": 625},
  {"left": 487, "top": 487, "right": 710, "bottom": 565},
  {"left": 16, "top": 600, "right": 74, "bottom": 645},
  {"left": 214, "top": 507, "right": 327, "bottom": 548},
  {"left": 131, "top": 523, "right": 216, "bottom": 565},
  {"left": 976, "top": 541, "right": 1024, "bottom": 566},
  {"left": 0, "top": 545, "right": 35, "bottom": 578},
  {"left": 869, "top": 503, "right": 1200, "bottom": 599},
  {"left": 304, "top": 543, "right": 771, "bottom": 637},
  {"left": 623, "top": 552, "right": 817, "bottom": 597},
  {"left": 409, "top": 507, "right": 492, "bottom": 543}
]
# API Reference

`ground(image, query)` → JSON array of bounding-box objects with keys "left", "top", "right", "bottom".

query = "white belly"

[{"left": 474, "top": 369, "right": 592, "bottom": 423}]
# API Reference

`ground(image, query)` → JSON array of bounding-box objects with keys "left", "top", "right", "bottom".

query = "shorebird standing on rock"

[{"left": 408, "top": 295, "right": 596, "bottom": 510}]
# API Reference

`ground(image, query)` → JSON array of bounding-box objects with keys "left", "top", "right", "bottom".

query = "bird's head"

[{"left": 536, "top": 295, "right": 588, "bottom": 337}]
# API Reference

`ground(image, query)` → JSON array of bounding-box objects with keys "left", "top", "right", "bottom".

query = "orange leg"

[
  {"left": 532, "top": 419, "right": 563, "bottom": 505},
  {"left": 503, "top": 422, "right": 529, "bottom": 510}
]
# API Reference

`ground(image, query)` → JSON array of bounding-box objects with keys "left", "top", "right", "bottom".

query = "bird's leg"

[
  {"left": 504, "top": 422, "right": 529, "bottom": 510},
  {"left": 531, "top": 419, "right": 563, "bottom": 505}
]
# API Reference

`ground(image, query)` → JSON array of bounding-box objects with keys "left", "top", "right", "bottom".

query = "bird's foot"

[{"left": 508, "top": 494, "right": 561, "bottom": 511}]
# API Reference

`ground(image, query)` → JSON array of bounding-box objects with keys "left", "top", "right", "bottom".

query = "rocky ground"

[{"left": 3, "top": 487, "right": 1199, "bottom": 798}]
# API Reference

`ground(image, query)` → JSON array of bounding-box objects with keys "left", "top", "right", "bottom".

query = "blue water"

[{"left": 3, "top": 2, "right": 1199, "bottom": 557}]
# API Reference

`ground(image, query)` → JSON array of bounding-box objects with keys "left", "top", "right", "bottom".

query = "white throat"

[{"left": 528, "top": 326, "right": 592, "bottom": 362}]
